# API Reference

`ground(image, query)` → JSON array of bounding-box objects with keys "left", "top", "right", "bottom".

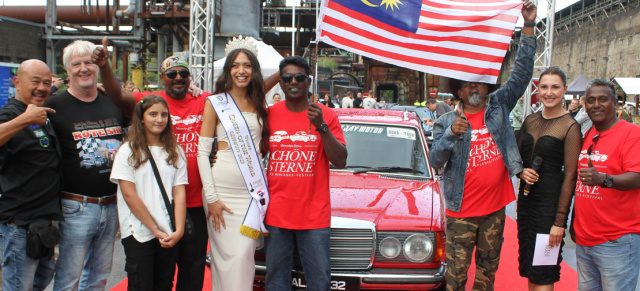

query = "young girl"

[{"left": 110, "top": 95, "right": 188, "bottom": 290}]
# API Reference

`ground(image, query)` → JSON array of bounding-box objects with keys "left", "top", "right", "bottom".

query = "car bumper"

[{"left": 254, "top": 262, "right": 446, "bottom": 290}]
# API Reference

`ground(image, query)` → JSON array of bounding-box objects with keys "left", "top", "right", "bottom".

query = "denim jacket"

[{"left": 428, "top": 35, "right": 536, "bottom": 212}]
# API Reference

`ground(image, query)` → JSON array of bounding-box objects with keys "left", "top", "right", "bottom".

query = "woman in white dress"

[{"left": 197, "top": 41, "right": 270, "bottom": 290}]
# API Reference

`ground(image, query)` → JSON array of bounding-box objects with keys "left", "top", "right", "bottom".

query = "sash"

[{"left": 207, "top": 93, "right": 269, "bottom": 239}]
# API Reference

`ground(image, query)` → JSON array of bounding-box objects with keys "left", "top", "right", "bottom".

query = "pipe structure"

[
  {"left": 115, "top": 0, "right": 135, "bottom": 19},
  {"left": 0, "top": 6, "right": 131, "bottom": 25}
]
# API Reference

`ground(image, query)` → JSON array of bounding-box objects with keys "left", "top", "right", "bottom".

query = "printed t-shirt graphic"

[
  {"left": 45, "top": 90, "right": 125, "bottom": 197},
  {"left": 574, "top": 120, "right": 640, "bottom": 246},
  {"left": 446, "top": 109, "right": 514, "bottom": 218},
  {"left": 135, "top": 91, "right": 210, "bottom": 207},
  {"left": 266, "top": 102, "right": 345, "bottom": 229}
]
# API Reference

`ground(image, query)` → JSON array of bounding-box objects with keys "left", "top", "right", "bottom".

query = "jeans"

[
  {"left": 0, "top": 223, "right": 55, "bottom": 291},
  {"left": 54, "top": 199, "right": 119, "bottom": 291},
  {"left": 265, "top": 225, "right": 331, "bottom": 291},
  {"left": 121, "top": 236, "right": 178, "bottom": 291},
  {"left": 175, "top": 207, "right": 208, "bottom": 291},
  {"left": 577, "top": 233, "right": 640, "bottom": 291}
]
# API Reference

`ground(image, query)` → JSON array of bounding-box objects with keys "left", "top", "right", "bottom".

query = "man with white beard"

[{"left": 428, "top": 1, "right": 537, "bottom": 289}]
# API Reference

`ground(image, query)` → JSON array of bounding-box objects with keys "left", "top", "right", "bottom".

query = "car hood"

[{"left": 330, "top": 171, "right": 443, "bottom": 232}]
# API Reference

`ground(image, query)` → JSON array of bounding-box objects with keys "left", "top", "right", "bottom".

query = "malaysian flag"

[{"left": 316, "top": 0, "right": 524, "bottom": 83}]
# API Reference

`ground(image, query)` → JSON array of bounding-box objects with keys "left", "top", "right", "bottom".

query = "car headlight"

[
  {"left": 379, "top": 237, "right": 402, "bottom": 259},
  {"left": 256, "top": 235, "right": 265, "bottom": 250},
  {"left": 403, "top": 234, "right": 433, "bottom": 263}
]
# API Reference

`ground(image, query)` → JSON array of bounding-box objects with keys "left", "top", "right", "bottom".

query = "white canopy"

[
  {"left": 614, "top": 78, "right": 640, "bottom": 95},
  {"left": 213, "top": 37, "right": 284, "bottom": 104}
]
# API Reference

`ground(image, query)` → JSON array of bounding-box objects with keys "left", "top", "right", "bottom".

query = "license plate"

[{"left": 291, "top": 274, "right": 360, "bottom": 291}]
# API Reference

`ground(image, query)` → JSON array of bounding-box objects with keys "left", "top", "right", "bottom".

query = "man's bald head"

[{"left": 15, "top": 59, "right": 52, "bottom": 106}]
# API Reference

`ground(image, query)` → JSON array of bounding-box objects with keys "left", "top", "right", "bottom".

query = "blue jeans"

[
  {"left": 577, "top": 233, "right": 640, "bottom": 291},
  {"left": 0, "top": 223, "right": 55, "bottom": 291},
  {"left": 265, "top": 226, "right": 331, "bottom": 291},
  {"left": 53, "top": 199, "right": 119, "bottom": 291}
]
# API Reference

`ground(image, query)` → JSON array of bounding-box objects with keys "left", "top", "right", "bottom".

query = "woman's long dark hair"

[
  {"left": 126, "top": 95, "right": 181, "bottom": 169},
  {"left": 214, "top": 48, "right": 269, "bottom": 156}
]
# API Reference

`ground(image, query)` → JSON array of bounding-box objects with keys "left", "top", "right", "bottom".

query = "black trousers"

[
  {"left": 122, "top": 235, "right": 179, "bottom": 291},
  {"left": 175, "top": 207, "right": 209, "bottom": 291}
]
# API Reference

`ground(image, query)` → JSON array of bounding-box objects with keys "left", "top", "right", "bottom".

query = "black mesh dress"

[{"left": 516, "top": 112, "right": 582, "bottom": 285}]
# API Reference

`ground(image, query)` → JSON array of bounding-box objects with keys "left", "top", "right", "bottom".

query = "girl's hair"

[
  {"left": 539, "top": 66, "right": 567, "bottom": 86},
  {"left": 126, "top": 95, "right": 181, "bottom": 169},
  {"left": 214, "top": 49, "right": 269, "bottom": 156}
]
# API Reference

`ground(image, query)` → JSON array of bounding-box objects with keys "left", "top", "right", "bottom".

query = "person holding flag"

[{"left": 428, "top": 1, "right": 538, "bottom": 290}]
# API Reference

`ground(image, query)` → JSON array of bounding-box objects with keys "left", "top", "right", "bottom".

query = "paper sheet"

[{"left": 532, "top": 233, "right": 560, "bottom": 266}]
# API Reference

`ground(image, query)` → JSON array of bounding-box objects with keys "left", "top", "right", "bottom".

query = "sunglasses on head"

[
  {"left": 281, "top": 73, "right": 308, "bottom": 83},
  {"left": 587, "top": 134, "right": 600, "bottom": 156},
  {"left": 165, "top": 69, "right": 190, "bottom": 79}
]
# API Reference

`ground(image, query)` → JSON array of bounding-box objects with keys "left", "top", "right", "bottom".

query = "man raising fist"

[{"left": 428, "top": 1, "right": 538, "bottom": 289}]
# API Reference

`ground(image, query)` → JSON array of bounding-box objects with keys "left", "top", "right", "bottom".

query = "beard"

[
  {"left": 467, "top": 92, "right": 484, "bottom": 106},
  {"left": 168, "top": 81, "right": 189, "bottom": 97}
]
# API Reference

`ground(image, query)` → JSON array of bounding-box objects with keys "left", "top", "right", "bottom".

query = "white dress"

[{"left": 204, "top": 112, "right": 262, "bottom": 291}]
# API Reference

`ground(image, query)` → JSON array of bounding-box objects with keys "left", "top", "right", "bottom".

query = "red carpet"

[{"left": 110, "top": 217, "right": 578, "bottom": 290}]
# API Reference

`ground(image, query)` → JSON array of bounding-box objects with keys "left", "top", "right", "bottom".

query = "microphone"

[{"left": 523, "top": 156, "right": 543, "bottom": 196}]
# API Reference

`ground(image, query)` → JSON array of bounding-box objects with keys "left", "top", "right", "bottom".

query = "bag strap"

[{"left": 147, "top": 148, "right": 176, "bottom": 232}]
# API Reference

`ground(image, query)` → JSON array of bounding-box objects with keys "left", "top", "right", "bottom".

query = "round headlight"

[
  {"left": 256, "top": 235, "right": 265, "bottom": 250},
  {"left": 379, "top": 237, "right": 402, "bottom": 259},
  {"left": 403, "top": 234, "right": 433, "bottom": 263}
]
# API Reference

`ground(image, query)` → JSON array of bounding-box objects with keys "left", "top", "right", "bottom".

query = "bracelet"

[{"left": 524, "top": 22, "right": 536, "bottom": 27}]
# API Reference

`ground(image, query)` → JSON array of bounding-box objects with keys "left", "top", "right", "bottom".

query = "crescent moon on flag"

[{"left": 361, "top": 0, "right": 380, "bottom": 7}]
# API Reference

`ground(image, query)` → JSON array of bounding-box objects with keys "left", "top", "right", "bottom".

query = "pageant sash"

[{"left": 207, "top": 93, "right": 269, "bottom": 239}]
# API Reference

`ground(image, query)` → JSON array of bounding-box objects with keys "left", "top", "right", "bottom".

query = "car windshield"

[{"left": 339, "top": 122, "right": 431, "bottom": 178}]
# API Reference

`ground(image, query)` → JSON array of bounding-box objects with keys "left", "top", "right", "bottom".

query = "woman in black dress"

[{"left": 517, "top": 67, "right": 582, "bottom": 290}]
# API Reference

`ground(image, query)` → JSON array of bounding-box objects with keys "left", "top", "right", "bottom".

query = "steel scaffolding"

[{"left": 188, "top": 0, "right": 218, "bottom": 92}]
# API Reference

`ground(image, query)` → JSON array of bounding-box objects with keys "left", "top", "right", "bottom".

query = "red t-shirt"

[
  {"left": 574, "top": 120, "right": 640, "bottom": 246},
  {"left": 266, "top": 102, "right": 345, "bottom": 229},
  {"left": 446, "top": 109, "right": 515, "bottom": 218},
  {"left": 135, "top": 91, "right": 210, "bottom": 207}
]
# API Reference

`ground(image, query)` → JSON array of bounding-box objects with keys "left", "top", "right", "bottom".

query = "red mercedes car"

[{"left": 255, "top": 109, "right": 446, "bottom": 290}]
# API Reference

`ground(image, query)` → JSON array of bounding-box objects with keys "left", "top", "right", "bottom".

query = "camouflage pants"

[{"left": 445, "top": 208, "right": 506, "bottom": 291}]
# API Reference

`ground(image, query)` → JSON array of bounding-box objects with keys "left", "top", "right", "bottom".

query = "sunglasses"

[
  {"left": 165, "top": 69, "right": 190, "bottom": 79},
  {"left": 587, "top": 134, "right": 600, "bottom": 157},
  {"left": 281, "top": 73, "right": 308, "bottom": 83},
  {"left": 461, "top": 81, "right": 483, "bottom": 87}
]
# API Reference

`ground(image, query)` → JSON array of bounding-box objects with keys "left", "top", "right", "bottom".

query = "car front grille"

[
  {"left": 285, "top": 217, "right": 375, "bottom": 271},
  {"left": 329, "top": 227, "right": 375, "bottom": 269}
]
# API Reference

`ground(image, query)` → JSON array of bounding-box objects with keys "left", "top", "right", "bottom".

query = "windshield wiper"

[
  {"left": 331, "top": 165, "right": 371, "bottom": 169},
  {"left": 353, "top": 167, "right": 424, "bottom": 174}
]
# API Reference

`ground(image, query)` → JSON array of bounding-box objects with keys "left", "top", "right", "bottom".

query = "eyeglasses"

[
  {"left": 165, "top": 69, "right": 190, "bottom": 79},
  {"left": 281, "top": 73, "right": 308, "bottom": 83},
  {"left": 587, "top": 134, "right": 600, "bottom": 157}
]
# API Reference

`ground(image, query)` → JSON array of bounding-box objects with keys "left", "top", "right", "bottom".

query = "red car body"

[{"left": 255, "top": 109, "right": 446, "bottom": 290}]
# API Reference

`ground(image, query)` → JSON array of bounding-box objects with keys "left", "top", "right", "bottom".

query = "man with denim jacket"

[{"left": 428, "top": 2, "right": 537, "bottom": 290}]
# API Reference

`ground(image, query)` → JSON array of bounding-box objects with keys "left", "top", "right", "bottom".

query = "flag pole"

[{"left": 308, "top": 39, "right": 319, "bottom": 133}]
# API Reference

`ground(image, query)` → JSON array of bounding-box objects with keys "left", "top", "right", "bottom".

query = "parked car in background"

[{"left": 254, "top": 109, "right": 446, "bottom": 291}]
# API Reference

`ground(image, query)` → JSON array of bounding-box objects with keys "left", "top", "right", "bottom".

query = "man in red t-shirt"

[
  {"left": 265, "top": 56, "right": 347, "bottom": 291},
  {"left": 573, "top": 79, "right": 640, "bottom": 291}
]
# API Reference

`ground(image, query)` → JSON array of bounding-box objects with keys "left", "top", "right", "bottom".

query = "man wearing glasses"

[
  {"left": 428, "top": 1, "right": 537, "bottom": 289},
  {"left": 573, "top": 78, "right": 640, "bottom": 291},
  {"left": 264, "top": 56, "right": 347, "bottom": 290}
]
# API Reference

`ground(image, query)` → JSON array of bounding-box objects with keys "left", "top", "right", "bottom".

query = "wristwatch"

[
  {"left": 318, "top": 122, "right": 330, "bottom": 133},
  {"left": 602, "top": 174, "right": 614, "bottom": 188}
]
